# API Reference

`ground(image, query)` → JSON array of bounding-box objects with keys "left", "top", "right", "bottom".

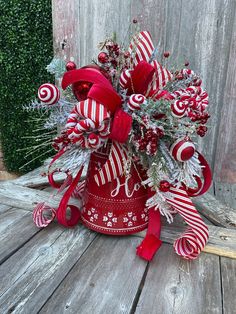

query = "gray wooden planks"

[
  {"left": 221, "top": 256, "right": 236, "bottom": 314},
  {"left": 0, "top": 204, "right": 11, "bottom": 214},
  {"left": 214, "top": 4, "right": 236, "bottom": 185},
  {"left": 194, "top": 192, "right": 236, "bottom": 228},
  {"left": 214, "top": 182, "right": 236, "bottom": 209},
  {"left": 0, "top": 224, "right": 96, "bottom": 313},
  {"left": 131, "top": 0, "right": 167, "bottom": 57},
  {"left": 0, "top": 181, "right": 79, "bottom": 211},
  {"left": 52, "top": 0, "right": 80, "bottom": 60},
  {"left": 39, "top": 235, "right": 147, "bottom": 314},
  {"left": 78, "top": 0, "right": 132, "bottom": 65},
  {"left": 0, "top": 208, "right": 40, "bottom": 264},
  {"left": 135, "top": 244, "right": 222, "bottom": 314}
]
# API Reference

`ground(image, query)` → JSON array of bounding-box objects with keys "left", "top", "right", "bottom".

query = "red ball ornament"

[
  {"left": 164, "top": 51, "right": 170, "bottom": 58},
  {"left": 98, "top": 52, "right": 108, "bottom": 64},
  {"left": 159, "top": 180, "right": 171, "bottom": 192},
  {"left": 170, "top": 138, "right": 195, "bottom": 162},
  {"left": 66, "top": 61, "right": 77, "bottom": 71},
  {"left": 72, "top": 81, "right": 92, "bottom": 101}
]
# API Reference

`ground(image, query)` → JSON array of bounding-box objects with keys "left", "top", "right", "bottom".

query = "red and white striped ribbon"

[
  {"left": 128, "top": 31, "right": 154, "bottom": 65},
  {"left": 165, "top": 186, "right": 209, "bottom": 259},
  {"left": 66, "top": 98, "right": 110, "bottom": 148},
  {"left": 33, "top": 202, "right": 56, "bottom": 228},
  {"left": 94, "top": 142, "right": 129, "bottom": 186},
  {"left": 146, "top": 60, "right": 173, "bottom": 95},
  {"left": 72, "top": 180, "right": 86, "bottom": 199}
]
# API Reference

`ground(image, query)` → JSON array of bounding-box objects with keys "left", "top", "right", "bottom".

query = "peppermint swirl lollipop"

[
  {"left": 128, "top": 94, "right": 147, "bottom": 111},
  {"left": 38, "top": 83, "right": 60, "bottom": 105},
  {"left": 171, "top": 100, "right": 187, "bottom": 118}
]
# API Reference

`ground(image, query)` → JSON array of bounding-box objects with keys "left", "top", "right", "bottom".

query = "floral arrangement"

[{"left": 29, "top": 29, "right": 212, "bottom": 261}]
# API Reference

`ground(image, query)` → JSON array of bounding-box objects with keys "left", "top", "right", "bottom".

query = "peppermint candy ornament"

[
  {"left": 171, "top": 100, "right": 187, "bottom": 118},
  {"left": 38, "top": 83, "right": 60, "bottom": 105},
  {"left": 170, "top": 138, "right": 195, "bottom": 162},
  {"left": 128, "top": 94, "right": 147, "bottom": 111}
]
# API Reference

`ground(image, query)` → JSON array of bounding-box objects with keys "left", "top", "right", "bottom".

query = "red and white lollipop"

[
  {"left": 38, "top": 83, "right": 60, "bottom": 105},
  {"left": 170, "top": 138, "right": 195, "bottom": 162},
  {"left": 171, "top": 100, "right": 187, "bottom": 118},
  {"left": 128, "top": 94, "right": 147, "bottom": 111}
]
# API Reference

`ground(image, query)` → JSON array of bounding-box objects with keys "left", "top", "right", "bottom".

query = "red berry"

[
  {"left": 184, "top": 61, "right": 189, "bottom": 67},
  {"left": 124, "top": 52, "right": 130, "bottom": 59},
  {"left": 98, "top": 52, "right": 108, "bottom": 64},
  {"left": 66, "top": 61, "right": 77, "bottom": 71},
  {"left": 110, "top": 59, "right": 118, "bottom": 67},
  {"left": 164, "top": 51, "right": 170, "bottom": 58},
  {"left": 156, "top": 128, "right": 164, "bottom": 138},
  {"left": 176, "top": 73, "right": 184, "bottom": 80},
  {"left": 153, "top": 113, "right": 166, "bottom": 120},
  {"left": 189, "top": 112, "right": 197, "bottom": 121},
  {"left": 133, "top": 19, "right": 138, "bottom": 23},
  {"left": 159, "top": 180, "right": 171, "bottom": 192}
]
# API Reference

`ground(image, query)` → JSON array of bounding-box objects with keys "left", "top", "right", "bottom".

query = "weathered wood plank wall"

[{"left": 52, "top": 0, "right": 236, "bottom": 207}]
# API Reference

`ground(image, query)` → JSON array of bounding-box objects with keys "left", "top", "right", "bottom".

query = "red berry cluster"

[
  {"left": 98, "top": 41, "right": 120, "bottom": 68},
  {"left": 188, "top": 111, "right": 210, "bottom": 124},
  {"left": 97, "top": 40, "right": 131, "bottom": 79},
  {"left": 52, "top": 130, "right": 70, "bottom": 151},
  {"left": 196, "top": 125, "right": 208, "bottom": 137},
  {"left": 135, "top": 127, "right": 164, "bottom": 156}
]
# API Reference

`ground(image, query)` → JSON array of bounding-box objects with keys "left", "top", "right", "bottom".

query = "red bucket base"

[{"left": 81, "top": 145, "right": 149, "bottom": 236}]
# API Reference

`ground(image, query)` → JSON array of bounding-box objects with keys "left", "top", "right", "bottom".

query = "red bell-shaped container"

[{"left": 81, "top": 145, "right": 149, "bottom": 235}]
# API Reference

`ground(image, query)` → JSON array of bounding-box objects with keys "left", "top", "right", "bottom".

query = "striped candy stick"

[{"left": 166, "top": 186, "right": 209, "bottom": 259}]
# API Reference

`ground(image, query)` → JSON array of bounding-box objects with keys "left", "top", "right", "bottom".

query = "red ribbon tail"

[
  {"left": 136, "top": 207, "right": 162, "bottom": 261},
  {"left": 56, "top": 166, "right": 84, "bottom": 227}
]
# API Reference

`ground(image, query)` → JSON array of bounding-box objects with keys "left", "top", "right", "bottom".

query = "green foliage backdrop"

[{"left": 0, "top": 0, "right": 53, "bottom": 173}]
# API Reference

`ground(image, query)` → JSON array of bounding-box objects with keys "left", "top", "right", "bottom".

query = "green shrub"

[{"left": 0, "top": 0, "right": 53, "bottom": 173}]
